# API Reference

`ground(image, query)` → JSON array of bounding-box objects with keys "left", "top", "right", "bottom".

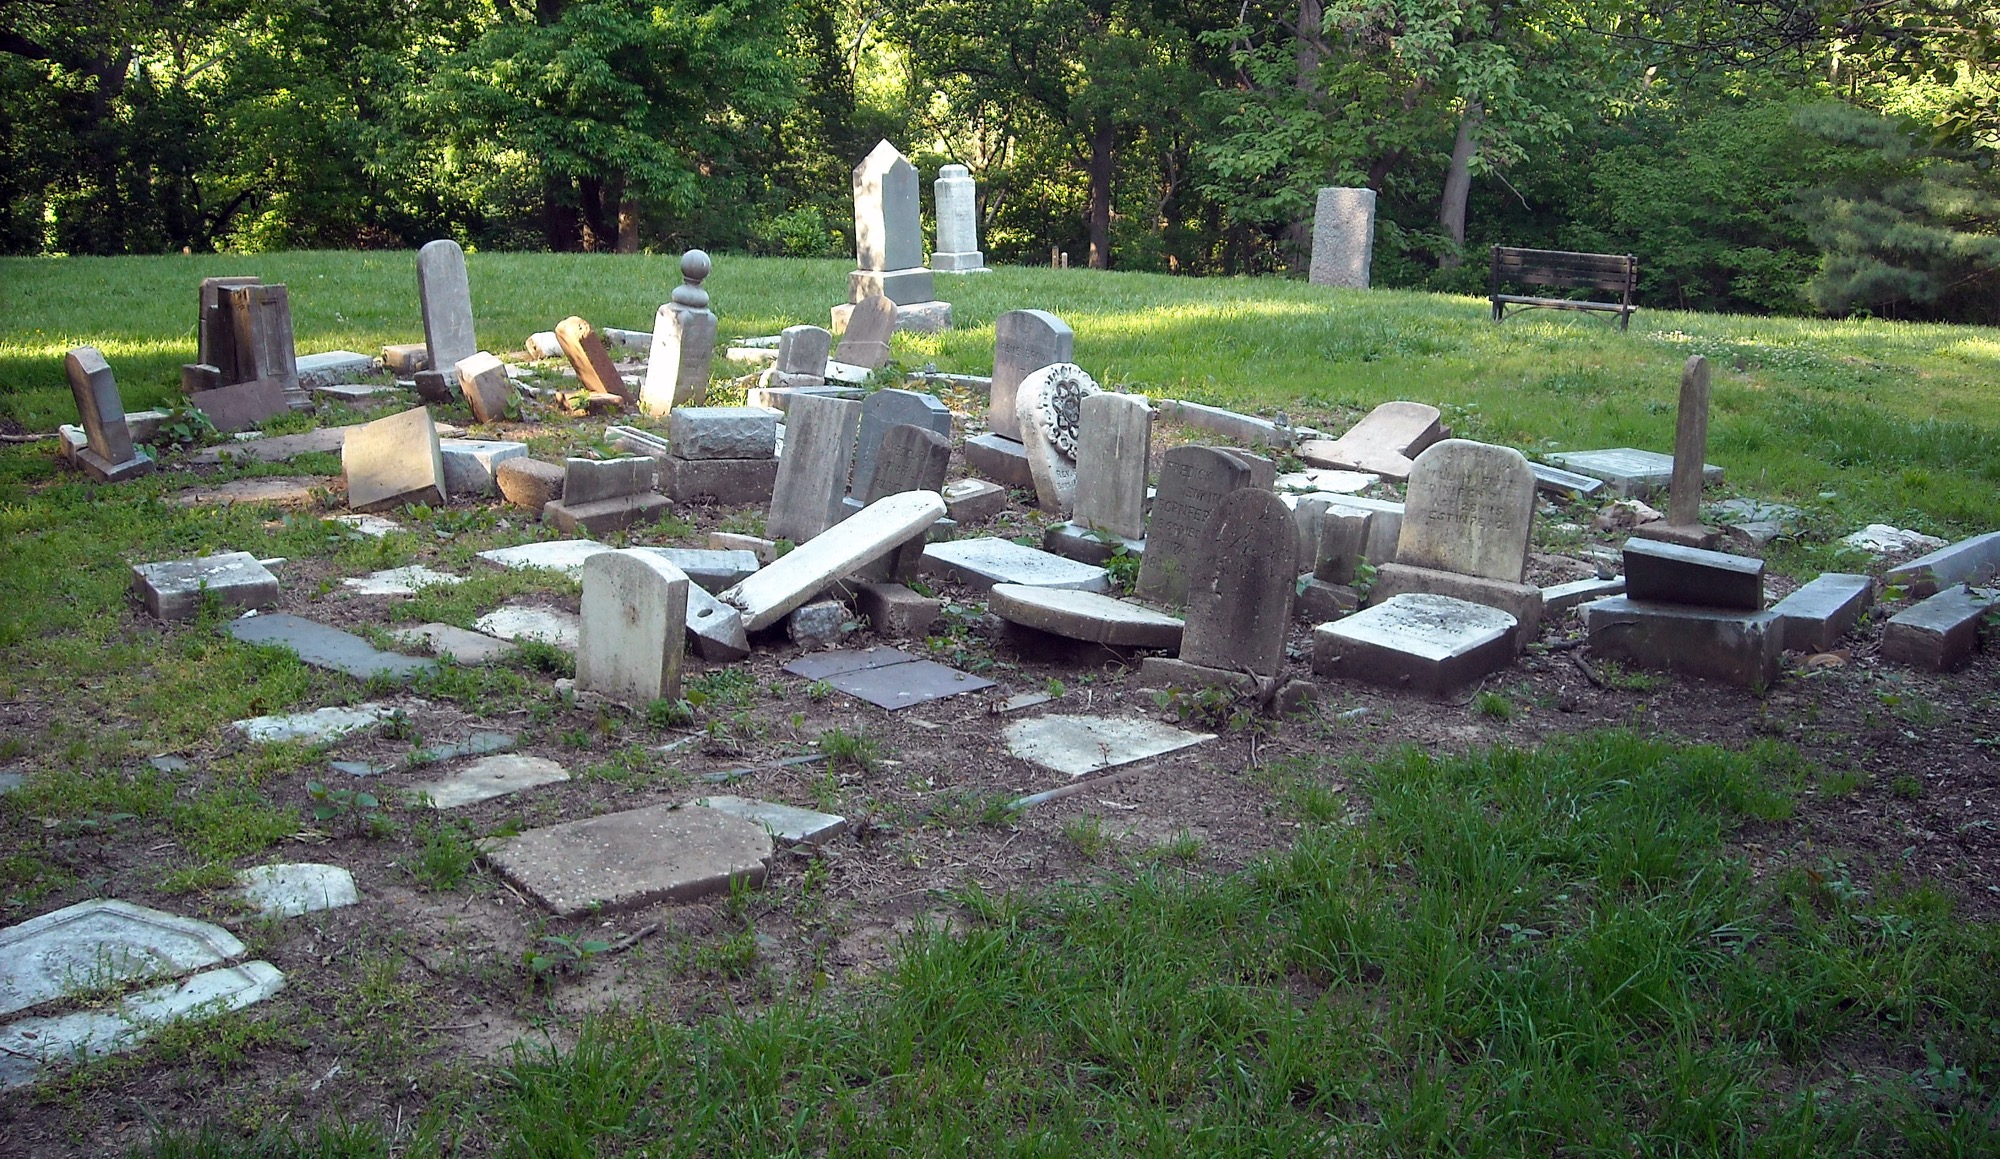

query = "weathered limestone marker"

[
  {"left": 849, "top": 140, "right": 936, "bottom": 307},
  {"left": 988, "top": 309, "right": 1073, "bottom": 442},
  {"left": 1368, "top": 439, "right": 1541, "bottom": 639},
  {"left": 833, "top": 294, "right": 897, "bottom": 371},
  {"left": 854, "top": 389, "right": 952, "bottom": 495},
  {"left": 224, "top": 284, "right": 302, "bottom": 405},
  {"left": 487, "top": 804, "right": 773, "bottom": 917},
  {"left": 417, "top": 239, "right": 478, "bottom": 373},
  {"left": 640, "top": 250, "right": 718, "bottom": 414},
  {"left": 554, "top": 316, "right": 629, "bottom": 402},
  {"left": 930, "top": 164, "right": 989, "bottom": 272},
  {"left": 544, "top": 456, "right": 669, "bottom": 535},
  {"left": 723, "top": 490, "right": 947, "bottom": 630},
  {"left": 1634, "top": 355, "right": 1720, "bottom": 548},
  {"left": 577, "top": 550, "right": 689, "bottom": 705},
  {"left": 1313, "top": 592, "right": 1517, "bottom": 695},
  {"left": 64, "top": 346, "right": 153, "bottom": 482},
  {"left": 1297, "top": 400, "right": 1442, "bottom": 481},
  {"left": 1179, "top": 489, "right": 1298, "bottom": 676},
  {"left": 861, "top": 424, "right": 953, "bottom": 503},
  {"left": 767, "top": 393, "right": 862, "bottom": 543},
  {"left": 1070, "top": 391, "right": 1151, "bottom": 541},
  {"left": 196, "top": 275, "right": 261, "bottom": 375},
  {"left": 454, "top": 352, "right": 515, "bottom": 424},
  {"left": 1017, "top": 363, "right": 1100, "bottom": 516},
  {"left": 1136, "top": 447, "right": 1253, "bottom": 605},
  {"left": 1309, "top": 187, "right": 1377, "bottom": 289},
  {"left": 771, "top": 325, "right": 833, "bottom": 387},
  {"left": 343, "top": 406, "right": 446, "bottom": 512}
]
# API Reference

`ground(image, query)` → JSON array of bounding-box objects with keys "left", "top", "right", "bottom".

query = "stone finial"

[{"left": 673, "top": 249, "right": 712, "bottom": 309}]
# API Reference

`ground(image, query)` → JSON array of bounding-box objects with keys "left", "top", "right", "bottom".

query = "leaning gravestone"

[
  {"left": 1309, "top": 187, "right": 1377, "bottom": 289},
  {"left": 640, "top": 250, "right": 717, "bottom": 415},
  {"left": 766, "top": 393, "right": 862, "bottom": 543},
  {"left": 1297, "top": 400, "right": 1442, "bottom": 480},
  {"left": 343, "top": 406, "right": 446, "bottom": 512},
  {"left": 833, "top": 294, "right": 897, "bottom": 370},
  {"left": 454, "top": 352, "right": 515, "bottom": 424},
  {"left": 417, "top": 239, "right": 478, "bottom": 374},
  {"left": 1017, "top": 363, "right": 1100, "bottom": 516},
  {"left": 861, "top": 425, "right": 952, "bottom": 502},
  {"left": 854, "top": 389, "right": 952, "bottom": 496},
  {"left": 555, "top": 316, "right": 629, "bottom": 401},
  {"left": 196, "top": 276, "right": 261, "bottom": 376},
  {"left": 1136, "top": 446, "right": 1253, "bottom": 605},
  {"left": 849, "top": 140, "right": 935, "bottom": 307},
  {"left": 577, "top": 550, "right": 689, "bottom": 706},
  {"left": 930, "top": 165, "right": 989, "bottom": 272},
  {"left": 1396, "top": 439, "right": 1537, "bottom": 583},
  {"left": 64, "top": 346, "right": 154, "bottom": 482},
  {"left": 989, "top": 309, "right": 1073, "bottom": 442},
  {"left": 1181, "top": 488, "right": 1298, "bottom": 677},
  {"left": 772, "top": 325, "right": 832, "bottom": 386},
  {"left": 1071, "top": 391, "right": 1151, "bottom": 541}
]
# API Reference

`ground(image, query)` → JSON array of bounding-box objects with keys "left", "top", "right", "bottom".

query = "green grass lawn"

[{"left": 4, "top": 251, "right": 1998, "bottom": 534}]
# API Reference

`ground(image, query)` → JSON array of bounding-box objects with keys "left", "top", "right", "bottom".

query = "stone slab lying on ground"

[
  {"left": 232, "top": 702, "right": 396, "bottom": 744},
  {"left": 1581, "top": 597, "right": 1782, "bottom": 687},
  {"left": 1771, "top": 573, "right": 1873, "bottom": 653},
  {"left": 316, "top": 383, "right": 401, "bottom": 405},
  {"left": 1311, "top": 592, "right": 1517, "bottom": 696},
  {"left": 1042, "top": 522, "right": 1145, "bottom": 567},
  {"left": 194, "top": 420, "right": 470, "bottom": 467},
  {"left": 783, "top": 644, "right": 916, "bottom": 679},
  {"left": 412, "top": 754, "right": 570, "bottom": 809},
  {"left": 0, "top": 899, "right": 248, "bottom": 1017},
  {"left": 692, "top": 796, "right": 847, "bottom": 845},
  {"left": 382, "top": 343, "right": 428, "bottom": 375},
  {"left": 390, "top": 624, "right": 515, "bottom": 665},
  {"left": 344, "top": 406, "right": 446, "bottom": 513},
  {"left": 1368, "top": 563, "right": 1542, "bottom": 645},
  {"left": 132, "top": 552, "right": 279, "bottom": 621},
  {"left": 342, "top": 565, "right": 463, "bottom": 596},
  {"left": 684, "top": 582, "right": 751, "bottom": 661},
  {"left": 1881, "top": 586, "right": 1993, "bottom": 671},
  {"left": 943, "top": 478, "right": 1008, "bottom": 523},
  {"left": 722, "top": 490, "right": 945, "bottom": 630},
  {"left": 1274, "top": 468, "right": 1378, "bottom": 495},
  {"left": 1528, "top": 462, "right": 1607, "bottom": 498},
  {"left": 1135, "top": 657, "right": 1317, "bottom": 714},
  {"left": 633, "top": 547, "right": 759, "bottom": 592},
  {"left": 169, "top": 476, "right": 333, "bottom": 509},
  {"left": 228, "top": 614, "right": 438, "bottom": 680},
  {"left": 440, "top": 438, "right": 527, "bottom": 498},
  {"left": 1544, "top": 448, "right": 1722, "bottom": 499},
  {"left": 1709, "top": 499, "right": 1804, "bottom": 547},
  {"left": 1156, "top": 399, "right": 1292, "bottom": 448},
  {"left": 709, "top": 532, "right": 779, "bottom": 563},
  {"left": 330, "top": 514, "right": 401, "bottom": 538},
  {"left": 485, "top": 803, "right": 773, "bottom": 917},
  {"left": 1542, "top": 576, "right": 1626, "bottom": 616},
  {"left": 296, "top": 351, "right": 375, "bottom": 389},
  {"left": 921, "top": 537, "right": 1110, "bottom": 594},
  {"left": 477, "top": 539, "right": 611, "bottom": 578},
  {"left": 1002, "top": 714, "right": 1215, "bottom": 778},
  {"left": 237, "top": 864, "right": 359, "bottom": 918},
  {"left": 1622, "top": 537, "right": 1764, "bottom": 609},
  {"left": 819, "top": 657, "right": 994, "bottom": 710},
  {"left": 1885, "top": 531, "right": 2000, "bottom": 597},
  {"left": 0, "top": 961, "right": 283, "bottom": 1092},
  {"left": 1842, "top": 524, "right": 1946, "bottom": 556},
  {"left": 474, "top": 604, "right": 581, "bottom": 652}
]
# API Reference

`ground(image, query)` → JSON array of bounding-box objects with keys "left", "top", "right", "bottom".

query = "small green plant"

[
  {"left": 1473, "top": 690, "right": 1515, "bottom": 721},
  {"left": 1103, "top": 544, "right": 1141, "bottom": 591},
  {"left": 1063, "top": 813, "right": 1112, "bottom": 861},
  {"left": 646, "top": 698, "right": 696, "bottom": 728},
  {"left": 818, "top": 727, "right": 880, "bottom": 772},
  {"left": 1595, "top": 660, "right": 1666, "bottom": 693},
  {"left": 1890, "top": 775, "right": 1924, "bottom": 800},
  {"left": 1146, "top": 828, "right": 1203, "bottom": 864},
  {"left": 560, "top": 727, "right": 593, "bottom": 750},
  {"left": 523, "top": 933, "right": 612, "bottom": 980},
  {"left": 1044, "top": 677, "right": 1066, "bottom": 699},
  {"left": 408, "top": 821, "right": 478, "bottom": 890},
  {"left": 1350, "top": 559, "right": 1379, "bottom": 599},
  {"left": 806, "top": 679, "right": 835, "bottom": 702},
  {"left": 305, "top": 780, "right": 382, "bottom": 837}
]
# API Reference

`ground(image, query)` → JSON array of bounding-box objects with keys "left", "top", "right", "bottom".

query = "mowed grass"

[
  {"left": 3, "top": 251, "right": 1998, "bottom": 533},
  {"left": 150, "top": 733, "right": 2000, "bottom": 1155}
]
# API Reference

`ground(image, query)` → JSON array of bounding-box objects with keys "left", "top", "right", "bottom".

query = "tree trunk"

[
  {"left": 1087, "top": 118, "right": 1114, "bottom": 270},
  {"left": 543, "top": 175, "right": 582, "bottom": 252},
  {"left": 1295, "top": 0, "right": 1324, "bottom": 92},
  {"left": 578, "top": 176, "right": 615, "bottom": 252},
  {"left": 1438, "top": 101, "right": 1481, "bottom": 269},
  {"left": 617, "top": 200, "right": 639, "bottom": 253}
]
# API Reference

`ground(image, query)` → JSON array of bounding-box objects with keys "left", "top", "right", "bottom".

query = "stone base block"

[
  {"left": 931, "top": 251, "right": 989, "bottom": 273},
  {"left": 1881, "top": 587, "right": 1991, "bottom": 671},
  {"left": 745, "top": 385, "right": 864, "bottom": 413},
  {"left": 943, "top": 478, "right": 1008, "bottom": 523},
  {"left": 1369, "top": 562, "right": 1541, "bottom": 645},
  {"left": 1771, "top": 573, "right": 1873, "bottom": 653},
  {"left": 1581, "top": 597, "right": 1781, "bottom": 688},
  {"left": 440, "top": 439, "right": 527, "bottom": 499},
  {"left": 543, "top": 492, "right": 670, "bottom": 536},
  {"left": 1623, "top": 538, "right": 1764, "bottom": 610},
  {"left": 1631, "top": 522, "right": 1721, "bottom": 550},
  {"left": 382, "top": 344, "right": 429, "bottom": 375},
  {"left": 788, "top": 599, "right": 854, "bottom": 650},
  {"left": 844, "top": 267, "right": 937, "bottom": 308},
  {"left": 495, "top": 457, "right": 565, "bottom": 514},
  {"left": 1297, "top": 575, "right": 1359, "bottom": 622},
  {"left": 77, "top": 447, "right": 156, "bottom": 483},
  {"left": 961, "top": 433, "right": 1035, "bottom": 489},
  {"left": 1043, "top": 522, "right": 1144, "bottom": 566},
  {"left": 669, "top": 406, "right": 779, "bottom": 460},
  {"left": 662, "top": 456, "right": 780, "bottom": 506},
  {"left": 1311, "top": 593, "right": 1518, "bottom": 696},
  {"left": 132, "top": 552, "right": 279, "bottom": 621},
  {"left": 855, "top": 581, "right": 942, "bottom": 638},
  {"left": 1139, "top": 657, "right": 1316, "bottom": 715}
]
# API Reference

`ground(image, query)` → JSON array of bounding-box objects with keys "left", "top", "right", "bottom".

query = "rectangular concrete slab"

[
  {"left": 233, "top": 702, "right": 396, "bottom": 744},
  {"left": 1002, "top": 713, "right": 1214, "bottom": 778},
  {"left": 921, "top": 537, "right": 1110, "bottom": 593},
  {"left": 692, "top": 796, "right": 846, "bottom": 845},
  {"left": 0, "top": 899, "right": 246, "bottom": 1017},
  {"left": 390, "top": 623, "right": 516, "bottom": 665},
  {"left": 412, "top": 754, "right": 570, "bottom": 809},
  {"left": 826, "top": 659, "right": 996, "bottom": 710},
  {"left": 343, "top": 406, "right": 446, "bottom": 513},
  {"left": 227, "top": 613, "right": 438, "bottom": 681},
  {"left": 1311, "top": 592, "right": 1518, "bottom": 696},
  {"left": 1623, "top": 537, "right": 1764, "bottom": 609},
  {"left": 1881, "top": 586, "right": 1993, "bottom": 671},
  {"left": 1582, "top": 597, "right": 1781, "bottom": 687},
  {"left": 474, "top": 604, "right": 581, "bottom": 652},
  {"left": 477, "top": 539, "right": 611, "bottom": 578},
  {"left": 1545, "top": 448, "right": 1722, "bottom": 499},
  {"left": 485, "top": 803, "right": 773, "bottom": 917},
  {"left": 783, "top": 646, "right": 918, "bottom": 680},
  {"left": 1885, "top": 531, "right": 2000, "bottom": 597},
  {"left": 131, "top": 552, "right": 279, "bottom": 621},
  {"left": 1772, "top": 573, "right": 1873, "bottom": 653}
]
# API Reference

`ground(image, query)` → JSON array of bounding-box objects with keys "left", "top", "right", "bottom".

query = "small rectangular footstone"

[
  {"left": 1545, "top": 448, "right": 1721, "bottom": 498},
  {"left": 1001, "top": 714, "right": 1214, "bottom": 778},
  {"left": 1581, "top": 597, "right": 1781, "bottom": 687},
  {"left": 1622, "top": 537, "right": 1764, "bottom": 609},
  {"left": 1881, "top": 587, "right": 1992, "bottom": 671},
  {"left": 1771, "top": 573, "right": 1873, "bottom": 652},
  {"left": 1885, "top": 531, "right": 2000, "bottom": 597},
  {"left": 1542, "top": 576, "right": 1625, "bottom": 616},
  {"left": 1311, "top": 592, "right": 1517, "bottom": 696},
  {"left": 477, "top": 539, "right": 611, "bottom": 578},
  {"left": 132, "top": 552, "right": 279, "bottom": 621},
  {"left": 227, "top": 614, "right": 438, "bottom": 680},
  {"left": 485, "top": 803, "right": 773, "bottom": 917}
]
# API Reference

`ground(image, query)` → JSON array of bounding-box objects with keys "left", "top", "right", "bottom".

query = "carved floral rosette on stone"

[{"left": 1015, "top": 362, "right": 1100, "bottom": 516}]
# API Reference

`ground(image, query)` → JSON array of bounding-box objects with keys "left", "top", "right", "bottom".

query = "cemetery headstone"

[
  {"left": 1016, "top": 363, "right": 1099, "bottom": 516},
  {"left": 63, "top": 346, "right": 153, "bottom": 482},
  {"left": 1180, "top": 488, "right": 1298, "bottom": 677},
  {"left": 989, "top": 309, "right": 1073, "bottom": 442},
  {"left": 1633, "top": 355, "right": 1720, "bottom": 548},
  {"left": 772, "top": 325, "right": 832, "bottom": 386},
  {"left": 931, "top": 164, "right": 989, "bottom": 272},
  {"left": 577, "top": 550, "right": 689, "bottom": 705},
  {"left": 1297, "top": 400, "right": 1442, "bottom": 480},
  {"left": 417, "top": 239, "right": 478, "bottom": 373},
  {"left": 1395, "top": 439, "right": 1536, "bottom": 582},
  {"left": 861, "top": 424, "right": 953, "bottom": 503},
  {"left": 1309, "top": 186, "right": 1377, "bottom": 289},
  {"left": 131, "top": 552, "right": 278, "bottom": 620},
  {"left": 544, "top": 457, "right": 669, "bottom": 535},
  {"left": 1136, "top": 447, "right": 1252, "bottom": 605},
  {"left": 196, "top": 276, "right": 261, "bottom": 377},
  {"left": 1070, "top": 391, "right": 1151, "bottom": 541},
  {"left": 223, "top": 284, "right": 302, "bottom": 406},
  {"left": 766, "top": 393, "right": 862, "bottom": 543},
  {"left": 554, "top": 316, "right": 630, "bottom": 402},
  {"left": 343, "top": 406, "right": 447, "bottom": 512},
  {"left": 833, "top": 294, "right": 897, "bottom": 370},
  {"left": 724, "top": 490, "right": 947, "bottom": 630},
  {"left": 640, "top": 250, "right": 718, "bottom": 415},
  {"left": 189, "top": 378, "right": 289, "bottom": 433},
  {"left": 854, "top": 389, "right": 952, "bottom": 495},
  {"left": 849, "top": 140, "right": 935, "bottom": 306},
  {"left": 1312, "top": 592, "right": 1518, "bottom": 695},
  {"left": 454, "top": 352, "right": 515, "bottom": 424}
]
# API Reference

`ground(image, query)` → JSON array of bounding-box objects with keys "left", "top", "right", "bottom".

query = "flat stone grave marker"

[
  {"left": 1396, "top": 439, "right": 1537, "bottom": 582},
  {"left": 232, "top": 703, "right": 395, "bottom": 744},
  {"left": 783, "top": 644, "right": 917, "bottom": 679},
  {"left": 1001, "top": 714, "right": 1214, "bottom": 778},
  {"left": 477, "top": 539, "right": 611, "bottom": 578},
  {"left": 577, "top": 550, "right": 689, "bottom": 706},
  {"left": 854, "top": 389, "right": 952, "bottom": 494},
  {"left": 486, "top": 803, "right": 773, "bottom": 917},
  {"left": 391, "top": 623, "right": 515, "bottom": 665},
  {"left": 132, "top": 552, "right": 279, "bottom": 621},
  {"left": 1136, "top": 446, "right": 1252, "bottom": 605},
  {"left": 475, "top": 604, "right": 581, "bottom": 652},
  {"left": 987, "top": 584, "right": 1184, "bottom": 648},
  {"left": 693, "top": 796, "right": 847, "bottom": 845},
  {"left": 633, "top": 547, "right": 759, "bottom": 592},
  {"left": 767, "top": 393, "right": 863, "bottom": 543},
  {"left": 0, "top": 900, "right": 245, "bottom": 1017},
  {"left": 1297, "top": 401, "right": 1442, "bottom": 480},
  {"left": 1274, "top": 467, "right": 1377, "bottom": 495},
  {"left": 943, "top": 478, "right": 1008, "bottom": 523},
  {"left": 341, "top": 565, "right": 463, "bottom": 596},
  {"left": 331, "top": 514, "right": 402, "bottom": 538},
  {"left": 412, "top": 754, "right": 571, "bottom": 809},
  {"left": 1845, "top": 525, "right": 1946, "bottom": 556},
  {"left": 921, "top": 537, "right": 1110, "bottom": 593},
  {"left": 344, "top": 406, "right": 446, "bottom": 513},
  {"left": 169, "top": 476, "right": 329, "bottom": 509},
  {"left": 1311, "top": 592, "right": 1518, "bottom": 695},
  {"left": 781, "top": 645, "right": 995, "bottom": 710},
  {"left": 295, "top": 351, "right": 374, "bottom": 390},
  {"left": 1181, "top": 489, "right": 1296, "bottom": 677},
  {"left": 1528, "top": 461, "right": 1607, "bottom": 498},
  {"left": 1545, "top": 447, "right": 1721, "bottom": 499},
  {"left": 1771, "top": 573, "right": 1872, "bottom": 653},
  {"left": 418, "top": 239, "right": 478, "bottom": 372},
  {"left": 228, "top": 614, "right": 438, "bottom": 680},
  {"left": 990, "top": 309, "right": 1073, "bottom": 441},
  {"left": 1885, "top": 530, "right": 2000, "bottom": 597},
  {"left": 237, "top": 865, "right": 358, "bottom": 918}
]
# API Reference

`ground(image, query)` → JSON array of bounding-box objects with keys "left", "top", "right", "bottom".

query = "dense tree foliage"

[{"left": 4, "top": 0, "right": 1997, "bottom": 319}]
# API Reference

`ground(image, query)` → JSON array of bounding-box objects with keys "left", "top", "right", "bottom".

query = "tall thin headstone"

[
  {"left": 767, "top": 393, "right": 862, "bottom": 543},
  {"left": 65, "top": 346, "right": 154, "bottom": 481},
  {"left": 930, "top": 164, "right": 988, "bottom": 273},
  {"left": 1182, "top": 489, "right": 1298, "bottom": 677},
  {"left": 856, "top": 424, "right": 952, "bottom": 583},
  {"left": 417, "top": 239, "right": 478, "bottom": 374},
  {"left": 850, "top": 141, "right": 935, "bottom": 306},
  {"left": 1635, "top": 355, "right": 1720, "bottom": 548},
  {"left": 854, "top": 389, "right": 952, "bottom": 496},
  {"left": 1309, "top": 187, "right": 1376, "bottom": 289},
  {"left": 989, "top": 310, "right": 1073, "bottom": 442},
  {"left": 640, "top": 250, "right": 718, "bottom": 415},
  {"left": 1071, "top": 392, "right": 1151, "bottom": 541},
  {"left": 1136, "top": 447, "right": 1252, "bottom": 605},
  {"left": 577, "top": 551, "right": 689, "bottom": 706},
  {"left": 196, "top": 276, "right": 261, "bottom": 378}
]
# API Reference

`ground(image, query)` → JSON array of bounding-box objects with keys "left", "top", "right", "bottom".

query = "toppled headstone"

[
  {"left": 418, "top": 239, "right": 479, "bottom": 373},
  {"left": 694, "top": 796, "right": 847, "bottom": 844},
  {"left": 1309, "top": 186, "right": 1376, "bottom": 289},
  {"left": 848, "top": 140, "right": 936, "bottom": 307},
  {"left": 342, "top": 565, "right": 463, "bottom": 596},
  {"left": 1002, "top": 714, "right": 1213, "bottom": 778},
  {"left": 854, "top": 389, "right": 952, "bottom": 494},
  {"left": 475, "top": 604, "right": 582, "bottom": 651},
  {"left": 725, "top": 490, "right": 946, "bottom": 630},
  {"left": 544, "top": 456, "right": 669, "bottom": 535},
  {"left": 772, "top": 324, "right": 832, "bottom": 387},
  {"left": 577, "top": 550, "right": 689, "bottom": 705},
  {"left": 0, "top": 961, "right": 283, "bottom": 1091},
  {"left": 1368, "top": 440, "right": 1542, "bottom": 639},
  {"left": 343, "top": 406, "right": 446, "bottom": 513},
  {"left": 1622, "top": 538, "right": 1764, "bottom": 610},
  {"left": 477, "top": 538, "right": 610, "bottom": 578},
  {"left": 555, "top": 316, "right": 630, "bottom": 402},
  {"left": 64, "top": 346, "right": 154, "bottom": 482},
  {"left": 930, "top": 164, "right": 989, "bottom": 272},
  {"left": 1544, "top": 447, "right": 1721, "bottom": 500},
  {"left": 1275, "top": 467, "right": 1378, "bottom": 495},
  {"left": 454, "top": 351, "right": 516, "bottom": 424},
  {"left": 988, "top": 584, "right": 1183, "bottom": 648},
  {"left": 1136, "top": 447, "right": 1252, "bottom": 605},
  {"left": 295, "top": 351, "right": 375, "bottom": 390},
  {"left": 237, "top": 864, "right": 358, "bottom": 918},
  {"left": 390, "top": 623, "right": 515, "bottom": 665},
  {"left": 485, "top": 803, "right": 772, "bottom": 916},
  {"left": 1842, "top": 524, "right": 1946, "bottom": 556},
  {"left": 1298, "top": 401, "right": 1442, "bottom": 481},
  {"left": 634, "top": 547, "right": 759, "bottom": 592},
  {"left": 1885, "top": 531, "right": 2000, "bottom": 597},
  {"left": 1528, "top": 462, "right": 1606, "bottom": 498},
  {"left": 1542, "top": 576, "right": 1627, "bottom": 617},
  {"left": 767, "top": 393, "right": 862, "bottom": 543},
  {"left": 0, "top": 899, "right": 247, "bottom": 1017},
  {"left": 1017, "top": 363, "right": 1100, "bottom": 516},
  {"left": 1582, "top": 597, "right": 1781, "bottom": 688},
  {"left": 1312, "top": 592, "right": 1518, "bottom": 695},
  {"left": 227, "top": 614, "right": 438, "bottom": 681},
  {"left": 440, "top": 438, "right": 528, "bottom": 498},
  {"left": 1881, "top": 586, "right": 1992, "bottom": 671},
  {"left": 640, "top": 250, "right": 718, "bottom": 414},
  {"left": 1771, "top": 573, "right": 1872, "bottom": 653},
  {"left": 382, "top": 343, "right": 429, "bottom": 375},
  {"left": 921, "top": 536, "right": 1110, "bottom": 594},
  {"left": 1157, "top": 400, "right": 1291, "bottom": 449},
  {"left": 684, "top": 582, "right": 751, "bottom": 661},
  {"left": 189, "top": 378, "right": 290, "bottom": 434},
  {"left": 670, "top": 407, "right": 779, "bottom": 460},
  {"left": 832, "top": 293, "right": 897, "bottom": 370},
  {"left": 132, "top": 552, "right": 279, "bottom": 621},
  {"left": 413, "top": 754, "right": 570, "bottom": 809},
  {"left": 232, "top": 702, "right": 395, "bottom": 744},
  {"left": 494, "top": 457, "right": 567, "bottom": 514}
]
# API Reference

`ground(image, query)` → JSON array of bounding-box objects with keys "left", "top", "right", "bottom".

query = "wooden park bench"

[{"left": 1490, "top": 247, "right": 1639, "bottom": 330}]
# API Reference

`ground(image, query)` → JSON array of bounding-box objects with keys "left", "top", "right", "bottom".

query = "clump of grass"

[
  {"left": 817, "top": 727, "right": 880, "bottom": 773},
  {"left": 1472, "top": 689, "right": 1514, "bottom": 720}
]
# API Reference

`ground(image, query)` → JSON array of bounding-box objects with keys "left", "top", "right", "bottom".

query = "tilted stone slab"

[
  {"left": 1885, "top": 531, "right": 2000, "bottom": 598},
  {"left": 921, "top": 537, "right": 1110, "bottom": 594},
  {"left": 767, "top": 393, "right": 862, "bottom": 543},
  {"left": 412, "top": 754, "right": 571, "bottom": 809},
  {"left": 131, "top": 552, "right": 278, "bottom": 621},
  {"left": 1582, "top": 597, "right": 1781, "bottom": 688},
  {"left": 1297, "top": 401, "right": 1442, "bottom": 480},
  {"left": 723, "top": 490, "right": 946, "bottom": 630},
  {"left": 343, "top": 406, "right": 446, "bottom": 513},
  {"left": 1157, "top": 399, "right": 1292, "bottom": 448},
  {"left": 1881, "top": 586, "right": 1993, "bottom": 671},
  {"left": 692, "top": 796, "right": 847, "bottom": 845},
  {"left": 1544, "top": 448, "right": 1721, "bottom": 500},
  {"left": 485, "top": 803, "right": 773, "bottom": 917},
  {"left": 0, "top": 900, "right": 244, "bottom": 1017},
  {"left": 1771, "top": 573, "right": 1873, "bottom": 653},
  {"left": 1311, "top": 592, "right": 1517, "bottom": 696},
  {"left": 1542, "top": 576, "right": 1626, "bottom": 617},
  {"left": 1002, "top": 714, "right": 1214, "bottom": 778},
  {"left": 1622, "top": 537, "right": 1764, "bottom": 610},
  {"left": 987, "top": 583, "right": 1183, "bottom": 648},
  {"left": 227, "top": 614, "right": 438, "bottom": 680},
  {"left": 418, "top": 239, "right": 478, "bottom": 372},
  {"left": 683, "top": 582, "right": 751, "bottom": 661}
]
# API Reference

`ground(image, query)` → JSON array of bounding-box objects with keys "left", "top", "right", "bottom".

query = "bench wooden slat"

[{"left": 1490, "top": 245, "right": 1638, "bottom": 329}]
